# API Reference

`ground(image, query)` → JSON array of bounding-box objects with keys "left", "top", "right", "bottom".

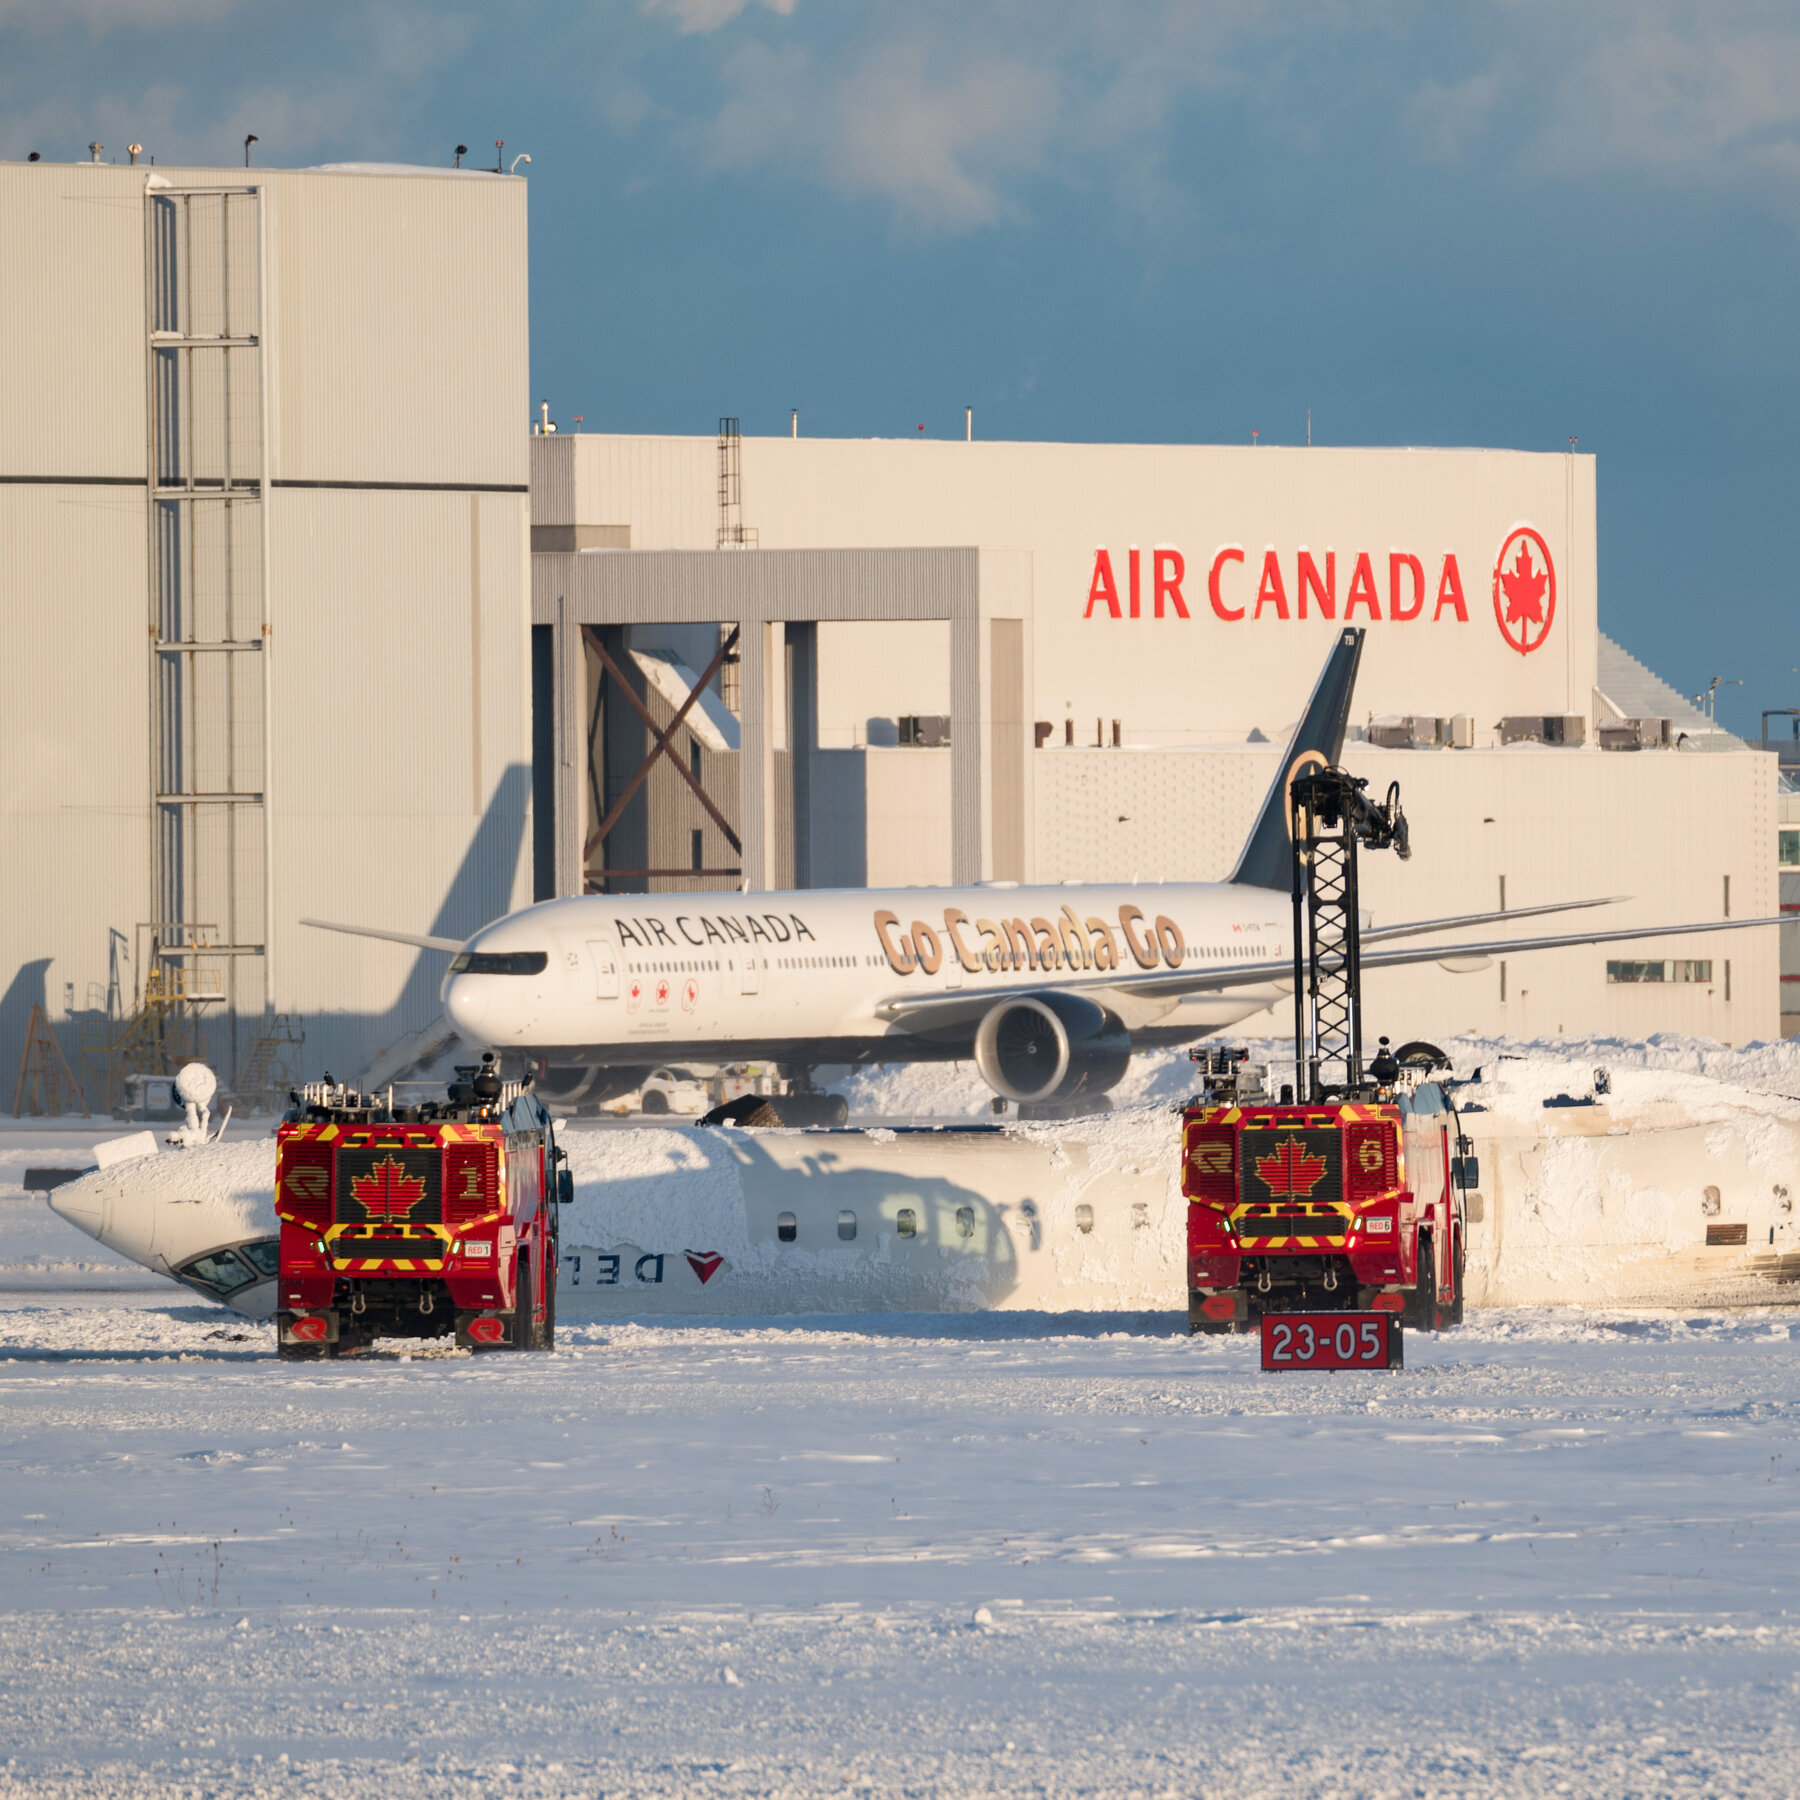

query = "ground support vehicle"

[
  {"left": 274, "top": 1056, "right": 571, "bottom": 1358},
  {"left": 1183, "top": 1078, "right": 1468, "bottom": 1335}
]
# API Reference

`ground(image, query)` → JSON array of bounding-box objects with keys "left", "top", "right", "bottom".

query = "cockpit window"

[
  {"left": 448, "top": 950, "right": 548, "bottom": 976},
  {"left": 239, "top": 1239, "right": 280, "bottom": 1278},
  {"left": 177, "top": 1249, "right": 257, "bottom": 1295}
]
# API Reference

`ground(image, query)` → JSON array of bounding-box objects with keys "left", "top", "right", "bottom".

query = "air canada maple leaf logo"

[
  {"left": 350, "top": 1156, "right": 428, "bottom": 1220},
  {"left": 1254, "top": 1135, "right": 1328, "bottom": 1199},
  {"left": 1492, "top": 526, "right": 1556, "bottom": 655}
]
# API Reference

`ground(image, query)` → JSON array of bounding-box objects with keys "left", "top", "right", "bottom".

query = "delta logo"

[{"left": 1083, "top": 531, "right": 1556, "bottom": 656}]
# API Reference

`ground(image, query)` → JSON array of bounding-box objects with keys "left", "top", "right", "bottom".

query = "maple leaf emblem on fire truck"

[
  {"left": 1253, "top": 1135, "right": 1328, "bottom": 1199},
  {"left": 350, "top": 1156, "right": 428, "bottom": 1220}
]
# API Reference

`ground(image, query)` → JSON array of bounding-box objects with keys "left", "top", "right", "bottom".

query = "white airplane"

[
  {"left": 43, "top": 1134, "right": 281, "bottom": 1320},
  {"left": 308, "top": 628, "right": 1778, "bottom": 1114}
]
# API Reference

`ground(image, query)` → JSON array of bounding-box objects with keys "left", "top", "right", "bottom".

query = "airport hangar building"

[{"left": 0, "top": 153, "right": 1781, "bottom": 1107}]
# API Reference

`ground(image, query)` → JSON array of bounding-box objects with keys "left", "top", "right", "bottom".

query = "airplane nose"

[
  {"left": 48, "top": 1185, "right": 106, "bottom": 1241},
  {"left": 443, "top": 975, "right": 489, "bottom": 1040}
]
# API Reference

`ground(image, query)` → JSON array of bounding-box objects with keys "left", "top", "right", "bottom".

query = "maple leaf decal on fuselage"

[
  {"left": 1253, "top": 1135, "right": 1328, "bottom": 1199},
  {"left": 350, "top": 1155, "right": 428, "bottom": 1220},
  {"left": 1500, "top": 541, "right": 1547, "bottom": 625}
]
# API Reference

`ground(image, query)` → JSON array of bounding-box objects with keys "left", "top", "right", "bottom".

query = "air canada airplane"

[{"left": 308, "top": 628, "right": 1777, "bottom": 1111}]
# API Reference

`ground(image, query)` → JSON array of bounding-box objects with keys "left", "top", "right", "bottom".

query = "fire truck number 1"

[{"left": 1262, "top": 1312, "right": 1397, "bottom": 1371}]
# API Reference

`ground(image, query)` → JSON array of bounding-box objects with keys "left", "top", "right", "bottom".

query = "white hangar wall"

[
  {"left": 1036, "top": 743, "right": 1776, "bottom": 1045},
  {"left": 0, "top": 157, "right": 533, "bottom": 1098},
  {"left": 540, "top": 434, "right": 1597, "bottom": 747}
]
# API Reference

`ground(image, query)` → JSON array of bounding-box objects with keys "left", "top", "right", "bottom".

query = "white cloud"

[
  {"left": 642, "top": 0, "right": 796, "bottom": 36},
  {"left": 0, "top": 0, "right": 239, "bottom": 32},
  {"left": 706, "top": 35, "right": 1057, "bottom": 228},
  {"left": 629, "top": 0, "right": 1800, "bottom": 230}
]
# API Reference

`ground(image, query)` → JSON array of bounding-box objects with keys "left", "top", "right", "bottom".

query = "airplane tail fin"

[{"left": 1228, "top": 626, "right": 1365, "bottom": 890}]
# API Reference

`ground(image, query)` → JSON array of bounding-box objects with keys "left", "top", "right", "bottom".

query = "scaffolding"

[
  {"left": 145, "top": 183, "right": 274, "bottom": 1086},
  {"left": 12, "top": 1005, "right": 88, "bottom": 1117}
]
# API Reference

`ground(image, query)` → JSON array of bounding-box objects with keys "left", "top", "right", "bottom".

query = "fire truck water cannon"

[
  {"left": 274, "top": 1052, "right": 572, "bottom": 1359},
  {"left": 1181, "top": 765, "right": 1469, "bottom": 1356}
]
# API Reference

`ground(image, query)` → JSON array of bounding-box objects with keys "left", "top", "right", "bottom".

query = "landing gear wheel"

[{"left": 1406, "top": 1233, "right": 1439, "bottom": 1332}]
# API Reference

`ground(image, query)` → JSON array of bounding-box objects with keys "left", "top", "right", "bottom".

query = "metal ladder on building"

[
  {"left": 715, "top": 417, "right": 757, "bottom": 548},
  {"left": 144, "top": 183, "right": 274, "bottom": 1080}
]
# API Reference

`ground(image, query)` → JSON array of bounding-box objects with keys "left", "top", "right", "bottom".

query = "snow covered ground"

[
  {"left": 4, "top": 1036, "right": 1799, "bottom": 1795},
  {"left": 1, "top": 1298, "right": 1797, "bottom": 1797}
]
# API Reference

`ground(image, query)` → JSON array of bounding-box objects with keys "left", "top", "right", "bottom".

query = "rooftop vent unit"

[
  {"left": 1598, "top": 716, "right": 1672, "bottom": 752},
  {"left": 1499, "top": 714, "right": 1587, "bottom": 747},
  {"left": 1368, "top": 714, "right": 1442, "bottom": 750},
  {"left": 897, "top": 714, "right": 950, "bottom": 748}
]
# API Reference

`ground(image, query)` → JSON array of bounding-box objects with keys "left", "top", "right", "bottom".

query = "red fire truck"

[
  {"left": 1183, "top": 1062, "right": 1470, "bottom": 1336},
  {"left": 274, "top": 1056, "right": 570, "bottom": 1358}
]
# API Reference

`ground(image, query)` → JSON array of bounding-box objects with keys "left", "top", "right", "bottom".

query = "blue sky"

[{"left": 7, "top": 1, "right": 1800, "bottom": 737}]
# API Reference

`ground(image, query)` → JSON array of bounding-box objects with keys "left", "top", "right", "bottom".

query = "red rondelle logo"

[{"left": 1492, "top": 527, "right": 1556, "bottom": 656}]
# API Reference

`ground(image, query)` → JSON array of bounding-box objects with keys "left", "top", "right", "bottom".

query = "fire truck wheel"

[
  {"left": 1406, "top": 1232, "right": 1439, "bottom": 1332},
  {"left": 542, "top": 1249, "right": 557, "bottom": 1349}
]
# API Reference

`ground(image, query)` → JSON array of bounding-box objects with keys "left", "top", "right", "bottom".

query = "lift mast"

[{"left": 1289, "top": 767, "right": 1410, "bottom": 1102}]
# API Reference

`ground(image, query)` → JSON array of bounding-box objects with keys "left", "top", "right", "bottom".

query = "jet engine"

[{"left": 972, "top": 993, "right": 1131, "bottom": 1104}]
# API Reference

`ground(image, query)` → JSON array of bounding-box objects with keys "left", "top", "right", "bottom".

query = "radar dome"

[{"left": 174, "top": 1062, "right": 218, "bottom": 1108}]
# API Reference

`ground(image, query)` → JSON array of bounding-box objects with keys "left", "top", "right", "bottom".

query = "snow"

[
  {"left": 2, "top": 1037, "right": 1798, "bottom": 1793},
  {"left": 0, "top": 1300, "right": 1796, "bottom": 1794}
]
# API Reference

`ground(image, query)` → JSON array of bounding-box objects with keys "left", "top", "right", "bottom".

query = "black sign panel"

[
  {"left": 1262, "top": 1312, "right": 1402, "bottom": 1371},
  {"left": 335, "top": 1147, "right": 442, "bottom": 1226},
  {"left": 1239, "top": 1127, "right": 1342, "bottom": 1209}
]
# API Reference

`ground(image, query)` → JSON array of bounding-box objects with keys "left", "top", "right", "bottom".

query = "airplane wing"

[
  {"left": 301, "top": 918, "right": 466, "bottom": 954},
  {"left": 1361, "top": 895, "right": 1625, "bottom": 944},
  {"left": 874, "top": 912, "right": 1780, "bottom": 1028}
]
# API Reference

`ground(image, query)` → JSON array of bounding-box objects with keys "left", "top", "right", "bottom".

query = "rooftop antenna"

[
  {"left": 511, "top": 152, "right": 530, "bottom": 174},
  {"left": 494, "top": 138, "right": 504, "bottom": 173},
  {"left": 88, "top": 142, "right": 103, "bottom": 163},
  {"left": 790, "top": 409, "right": 798, "bottom": 438},
  {"left": 966, "top": 406, "right": 973, "bottom": 441},
  {"left": 244, "top": 133, "right": 257, "bottom": 167},
  {"left": 1693, "top": 675, "right": 1741, "bottom": 724},
  {"left": 454, "top": 144, "right": 468, "bottom": 167}
]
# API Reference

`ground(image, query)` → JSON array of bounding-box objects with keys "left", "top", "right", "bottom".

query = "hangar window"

[
  {"left": 776, "top": 1211, "right": 797, "bottom": 1243},
  {"left": 1782, "top": 829, "right": 1800, "bottom": 868},
  {"left": 1607, "top": 960, "right": 1712, "bottom": 983}
]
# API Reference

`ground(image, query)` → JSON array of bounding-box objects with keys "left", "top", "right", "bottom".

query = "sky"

[{"left": 5, "top": 1, "right": 1800, "bottom": 738}]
